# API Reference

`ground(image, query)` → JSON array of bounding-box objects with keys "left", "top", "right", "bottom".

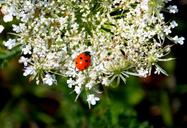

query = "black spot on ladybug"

[
  {"left": 85, "top": 60, "right": 89, "bottom": 62},
  {"left": 76, "top": 62, "right": 78, "bottom": 64},
  {"left": 79, "top": 57, "right": 83, "bottom": 60},
  {"left": 84, "top": 66, "right": 87, "bottom": 69}
]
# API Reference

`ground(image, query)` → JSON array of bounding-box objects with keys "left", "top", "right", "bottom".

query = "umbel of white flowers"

[{"left": 0, "top": 0, "right": 185, "bottom": 108}]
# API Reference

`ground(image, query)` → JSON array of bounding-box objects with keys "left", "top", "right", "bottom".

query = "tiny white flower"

[
  {"left": 65, "top": 68, "right": 77, "bottom": 78},
  {"left": 85, "top": 81, "right": 94, "bottom": 89},
  {"left": 87, "top": 94, "right": 100, "bottom": 106},
  {"left": 22, "top": 45, "right": 32, "bottom": 55},
  {"left": 137, "top": 68, "right": 148, "bottom": 77},
  {"left": 102, "top": 77, "right": 110, "bottom": 86},
  {"left": 19, "top": 56, "right": 30, "bottom": 66},
  {"left": 67, "top": 78, "right": 75, "bottom": 88},
  {"left": 158, "top": 13, "right": 165, "bottom": 20},
  {"left": 71, "top": 23, "right": 79, "bottom": 32},
  {"left": 140, "top": 0, "right": 149, "bottom": 11},
  {"left": 89, "top": 72, "right": 97, "bottom": 80},
  {"left": 23, "top": 66, "right": 36, "bottom": 76},
  {"left": 74, "top": 86, "right": 81, "bottom": 95},
  {"left": 43, "top": 74, "right": 56, "bottom": 86},
  {"left": 0, "top": 25, "right": 4, "bottom": 33},
  {"left": 164, "top": 26, "right": 171, "bottom": 35},
  {"left": 12, "top": 24, "right": 20, "bottom": 33},
  {"left": 167, "top": 5, "right": 178, "bottom": 14},
  {"left": 76, "top": 73, "right": 85, "bottom": 86},
  {"left": 59, "top": 17, "right": 67, "bottom": 24},
  {"left": 3, "top": 39, "right": 16, "bottom": 49},
  {"left": 19, "top": 11, "right": 30, "bottom": 22},
  {"left": 3, "top": 14, "right": 13, "bottom": 22},
  {"left": 23, "top": 1, "right": 33, "bottom": 12},
  {"left": 173, "top": 36, "right": 185, "bottom": 45},
  {"left": 170, "top": 21, "right": 178, "bottom": 28},
  {"left": 12, "top": 23, "right": 26, "bottom": 33}
]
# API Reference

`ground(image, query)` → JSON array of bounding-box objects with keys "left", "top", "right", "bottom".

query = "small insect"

[
  {"left": 75, "top": 51, "right": 91, "bottom": 71},
  {"left": 120, "top": 49, "right": 128, "bottom": 59}
]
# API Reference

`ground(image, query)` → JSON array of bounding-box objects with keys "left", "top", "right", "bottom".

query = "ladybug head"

[{"left": 83, "top": 51, "right": 91, "bottom": 56}]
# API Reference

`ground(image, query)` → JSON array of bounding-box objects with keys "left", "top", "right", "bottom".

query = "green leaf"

[
  {"left": 160, "top": 92, "right": 173, "bottom": 127},
  {"left": 0, "top": 46, "right": 21, "bottom": 60}
]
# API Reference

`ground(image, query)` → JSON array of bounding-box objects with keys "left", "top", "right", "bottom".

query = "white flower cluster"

[{"left": 0, "top": 0, "right": 185, "bottom": 107}]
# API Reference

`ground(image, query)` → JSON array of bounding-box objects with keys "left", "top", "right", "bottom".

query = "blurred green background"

[{"left": 0, "top": 1, "right": 187, "bottom": 128}]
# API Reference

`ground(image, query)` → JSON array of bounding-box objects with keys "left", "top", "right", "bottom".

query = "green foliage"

[
  {"left": 0, "top": 45, "right": 185, "bottom": 128},
  {"left": 0, "top": 62, "right": 152, "bottom": 128}
]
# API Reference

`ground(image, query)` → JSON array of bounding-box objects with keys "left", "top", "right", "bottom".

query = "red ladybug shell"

[{"left": 75, "top": 52, "right": 91, "bottom": 71}]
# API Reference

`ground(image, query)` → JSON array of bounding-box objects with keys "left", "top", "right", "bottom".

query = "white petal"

[
  {"left": 3, "top": 14, "right": 13, "bottom": 22},
  {"left": 0, "top": 25, "right": 4, "bottom": 33}
]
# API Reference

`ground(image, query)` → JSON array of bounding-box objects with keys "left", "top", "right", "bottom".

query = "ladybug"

[{"left": 75, "top": 51, "right": 91, "bottom": 71}]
